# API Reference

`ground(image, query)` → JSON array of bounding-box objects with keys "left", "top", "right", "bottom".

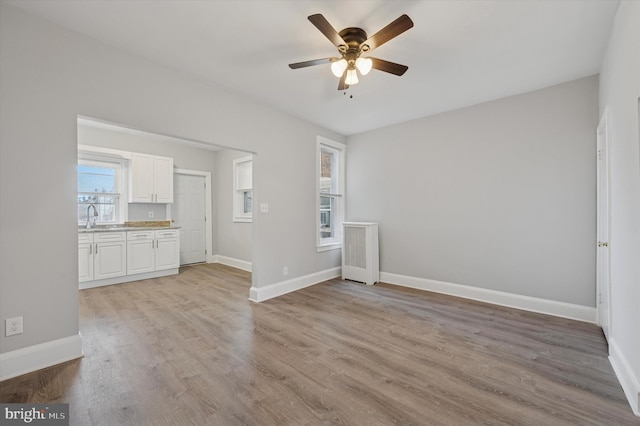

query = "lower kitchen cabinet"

[
  {"left": 127, "top": 229, "right": 180, "bottom": 274},
  {"left": 79, "top": 228, "right": 179, "bottom": 289},
  {"left": 78, "top": 233, "right": 94, "bottom": 283},
  {"left": 154, "top": 230, "right": 180, "bottom": 271},
  {"left": 78, "top": 232, "right": 127, "bottom": 283},
  {"left": 127, "top": 231, "right": 155, "bottom": 274}
]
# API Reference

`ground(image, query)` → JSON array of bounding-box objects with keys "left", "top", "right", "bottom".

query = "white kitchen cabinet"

[
  {"left": 127, "top": 229, "right": 179, "bottom": 274},
  {"left": 79, "top": 232, "right": 127, "bottom": 282},
  {"left": 78, "top": 233, "right": 94, "bottom": 283},
  {"left": 126, "top": 230, "right": 155, "bottom": 275},
  {"left": 93, "top": 232, "right": 127, "bottom": 280},
  {"left": 155, "top": 229, "right": 180, "bottom": 270},
  {"left": 129, "top": 153, "right": 174, "bottom": 203}
]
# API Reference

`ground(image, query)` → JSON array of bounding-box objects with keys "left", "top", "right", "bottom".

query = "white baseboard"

[
  {"left": 249, "top": 267, "right": 341, "bottom": 302},
  {"left": 0, "top": 334, "right": 83, "bottom": 381},
  {"left": 609, "top": 339, "right": 640, "bottom": 416},
  {"left": 213, "top": 255, "right": 252, "bottom": 272},
  {"left": 380, "top": 272, "right": 597, "bottom": 323}
]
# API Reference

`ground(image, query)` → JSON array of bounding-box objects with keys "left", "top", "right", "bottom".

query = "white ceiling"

[{"left": 7, "top": 0, "right": 619, "bottom": 135}]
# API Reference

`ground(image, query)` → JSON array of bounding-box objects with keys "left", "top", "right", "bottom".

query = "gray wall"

[
  {"left": 215, "top": 149, "right": 253, "bottom": 262},
  {"left": 346, "top": 76, "right": 598, "bottom": 306},
  {"left": 0, "top": 4, "right": 343, "bottom": 354},
  {"left": 598, "top": 0, "right": 640, "bottom": 414}
]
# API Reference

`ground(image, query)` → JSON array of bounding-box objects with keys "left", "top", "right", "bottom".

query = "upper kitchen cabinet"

[{"left": 129, "top": 153, "right": 174, "bottom": 203}]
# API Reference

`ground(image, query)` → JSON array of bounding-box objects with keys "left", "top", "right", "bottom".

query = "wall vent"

[{"left": 342, "top": 222, "right": 379, "bottom": 285}]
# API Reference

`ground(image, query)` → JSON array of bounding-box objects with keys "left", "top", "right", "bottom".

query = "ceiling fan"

[{"left": 289, "top": 14, "right": 414, "bottom": 90}]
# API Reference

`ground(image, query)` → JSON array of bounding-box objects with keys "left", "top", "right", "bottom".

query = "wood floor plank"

[{"left": 1, "top": 263, "right": 638, "bottom": 425}]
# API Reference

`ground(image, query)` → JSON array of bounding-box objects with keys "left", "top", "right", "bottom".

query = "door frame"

[
  {"left": 169, "top": 169, "right": 213, "bottom": 264},
  {"left": 596, "top": 106, "right": 612, "bottom": 340}
]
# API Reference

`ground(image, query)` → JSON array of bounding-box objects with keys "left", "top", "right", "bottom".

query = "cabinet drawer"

[
  {"left": 94, "top": 231, "right": 126, "bottom": 242},
  {"left": 155, "top": 229, "right": 179, "bottom": 239},
  {"left": 78, "top": 233, "right": 94, "bottom": 244},
  {"left": 127, "top": 231, "right": 154, "bottom": 241}
]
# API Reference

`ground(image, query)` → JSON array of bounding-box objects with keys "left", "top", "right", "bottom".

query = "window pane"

[
  {"left": 77, "top": 162, "right": 120, "bottom": 224},
  {"left": 78, "top": 165, "right": 115, "bottom": 193},
  {"left": 243, "top": 190, "right": 252, "bottom": 214},
  {"left": 320, "top": 147, "right": 337, "bottom": 194},
  {"left": 78, "top": 195, "right": 116, "bottom": 223},
  {"left": 319, "top": 195, "right": 335, "bottom": 239},
  {"left": 236, "top": 161, "right": 252, "bottom": 190}
]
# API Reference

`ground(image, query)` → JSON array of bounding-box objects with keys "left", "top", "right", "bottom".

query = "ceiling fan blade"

[
  {"left": 308, "top": 14, "right": 347, "bottom": 49},
  {"left": 363, "top": 14, "right": 414, "bottom": 52},
  {"left": 337, "top": 71, "right": 349, "bottom": 90},
  {"left": 289, "top": 58, "right": 333, "bottom": 69},
  {"left": 370, "top": 57, "right": 409, "bottom": 76}
]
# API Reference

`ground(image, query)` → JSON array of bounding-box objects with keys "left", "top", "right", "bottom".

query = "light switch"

[{"left": 260, "top": 203, "right": 269, "bottom": 213}]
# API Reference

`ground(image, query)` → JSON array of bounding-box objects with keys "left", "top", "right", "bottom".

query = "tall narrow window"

[
  {"left": 77, "top": 159, "right": 124, "bottom": 225},
  {"left": 233, "top": 156, "right": 253, "bottom": 222},
  {"left": 317, "top": 137, "right": 345, "bottom": 251}
]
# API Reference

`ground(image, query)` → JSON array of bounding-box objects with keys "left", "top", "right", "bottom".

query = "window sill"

[
  {"left": 233, "top": 218, "right": 252, "bottom": 223},
  {"left": 317, "top": 243, "right": 341, "bottom": 253}
]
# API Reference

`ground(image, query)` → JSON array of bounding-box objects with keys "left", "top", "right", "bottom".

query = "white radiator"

[{"left": 342, "top": 222, "right": 379, "bottom": 285}]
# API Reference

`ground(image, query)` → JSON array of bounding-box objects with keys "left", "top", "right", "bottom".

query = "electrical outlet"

[
  {"left": 148, "top": 211, "right": 154, "bottom": 218},
  {"left": 6, "top": 316, "right": 23, "bottom": 337},
  {"left": 283, "top": 266, "right": 289, "bottom": 276},
  {"left": 260, "top": 203, "right": 269, "bottom": 213}
]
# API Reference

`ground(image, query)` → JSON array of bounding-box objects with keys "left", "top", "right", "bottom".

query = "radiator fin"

[{"left": 344, "top": 226, "right": 367, "bottom": 269}]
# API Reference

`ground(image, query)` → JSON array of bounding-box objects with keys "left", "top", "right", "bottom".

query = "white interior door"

[
  {"left": 174, "top": 173, "right": 207, "bottom": 265},
  {"left": 596, "top": 107, "right": 611, "bottom": 342}
]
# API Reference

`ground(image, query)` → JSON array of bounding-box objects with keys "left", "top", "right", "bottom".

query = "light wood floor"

[{"left": 1, "top": 264, "right": 638, "bottom": 425}]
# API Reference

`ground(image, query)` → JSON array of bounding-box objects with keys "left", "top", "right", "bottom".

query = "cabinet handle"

[
  {"left": 89, "top": 244, "right": 92, "bottom": 255},
  {"left": 95, "top": 244, "right": 98, "bottom": 254}
]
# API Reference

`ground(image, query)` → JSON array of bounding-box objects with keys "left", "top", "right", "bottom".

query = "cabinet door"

[
  {"left": 129, "top": 153, "right": 155, "bottom": 202},
  {"left": 94, "top": 241, "right": 127, "bottom": 280},
  {"left": 154, "top": 156, "right": 174, "bottom": 203},
  {"left": 127, "top": 239, "right": 155, "bottom": 275},
  {"left": 78, "top": 243, "right": 94, "bottom": 283},
  {"left": 155, "top": 238, "right": 180, "bottom": 271}
]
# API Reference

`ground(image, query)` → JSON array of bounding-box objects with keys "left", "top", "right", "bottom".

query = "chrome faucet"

[{"left": 86, "top": 204, "right": 98, "bottom": 228}]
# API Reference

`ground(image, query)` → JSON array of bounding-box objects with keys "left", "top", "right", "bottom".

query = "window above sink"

[{"left": 78, "top": 157, "right": 126, "bottom": 226}]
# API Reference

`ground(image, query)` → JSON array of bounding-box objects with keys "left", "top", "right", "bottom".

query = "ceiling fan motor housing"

[{"left": 338, "top": 27, "right": 369, "bottom": 66}]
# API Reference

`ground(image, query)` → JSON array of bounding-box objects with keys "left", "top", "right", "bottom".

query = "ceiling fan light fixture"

[
  {"left": 356, "top": 57, "right": 372, "bottom": 75},
  {"left": 331, "top": 58, "right": 348, "bottom": 77},
  {"left": 345, "top": 68, "right": 359, "bottom": 85}
]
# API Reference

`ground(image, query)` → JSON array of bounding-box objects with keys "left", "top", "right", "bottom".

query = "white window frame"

[
  {"left": 77, "top": 154, "right": 127, "bottom": 225},
  {"left": 316, "top": 136, "right": 345, "bottom": 252},
  {"left": 233, "top": 155, "right": 253, "bottom": 223}
]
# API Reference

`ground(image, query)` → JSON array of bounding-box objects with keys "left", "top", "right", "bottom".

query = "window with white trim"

[
  {"left": 233, "top": 156, "right": 253, "bottom": 222},
  {"left": 317, "top": 137, "right": 345, "bottom": 251},
  {"left": 77, "top": 157, "right": 125, "bottom": 225}
]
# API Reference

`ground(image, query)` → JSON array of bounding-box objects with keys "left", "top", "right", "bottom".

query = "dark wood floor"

[{"left": 1, "top": 264, "right": 638, "bottom": 425}]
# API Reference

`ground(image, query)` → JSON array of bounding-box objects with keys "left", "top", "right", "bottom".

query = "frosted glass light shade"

[
  {"left": 331, "top": 59, "right": 348, "bottom": 77},
  {"left": 356, "top": 57, "right": 372, "bottom": 75},
  {"left": 345, "top": 69, "right": 359, "bottom": 85}
]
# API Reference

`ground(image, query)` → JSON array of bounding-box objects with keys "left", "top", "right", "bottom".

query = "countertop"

[
  {"left": 79, "top": 221, "right": 180, "bottom": 233},
  {"left": 79, "top": 225, "right": 180, "bottom": 233}
]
